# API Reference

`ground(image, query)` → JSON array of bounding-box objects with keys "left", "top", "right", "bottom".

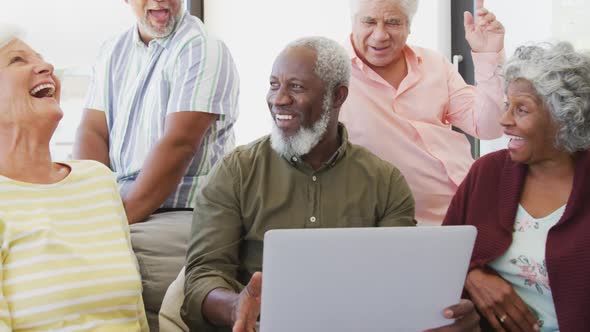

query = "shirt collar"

[
  {"left": 402, "top": 45, "right": 422, "bottom": 72},
  {"left": 132, "top": 10, "right": 187, "bottom": 50},
  {"left": 286, "top": 123, "right": 350, "bottom": 170}
]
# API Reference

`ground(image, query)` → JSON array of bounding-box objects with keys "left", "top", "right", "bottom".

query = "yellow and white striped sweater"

[{"left": 0, "top": 160, "right": 149, "bottom": 331}]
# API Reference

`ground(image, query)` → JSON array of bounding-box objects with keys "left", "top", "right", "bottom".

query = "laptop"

[{"left": 259, "top": 226, "right": 477, "bottom": 332}]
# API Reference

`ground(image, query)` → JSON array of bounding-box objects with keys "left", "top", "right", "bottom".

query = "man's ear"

[{"left": 333, "top": 85, "right": 349, "bottom": 109}]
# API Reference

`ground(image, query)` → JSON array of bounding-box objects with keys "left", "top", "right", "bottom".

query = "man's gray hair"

[
  {"left": 285, "top": 36, "right": 351, "bottom": 93},
  {"left": 504, "top": 42, "right": 590, "bottom": 153},
  {"left": 349, "top": 0, "right": 419, "bottom": 26},
  {"left": 0, "top": 24, "right": 24, "bottom": 50}
]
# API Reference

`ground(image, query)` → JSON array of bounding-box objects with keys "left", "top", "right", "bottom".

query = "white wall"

[
  {"left": 0, "top": 0, "right": 133, "bottom": 70},
  {"left": 480, "top": 0, "right": 590, "bottom": 155},
  {"left": 553, "top": 0, "right": 590, "bottom": 49},
  {"left": 410, "top": 0, "right": 451, "bottom": 58},
  {"left": 205, "top": 0, "right": 451, "bottom": 145}
]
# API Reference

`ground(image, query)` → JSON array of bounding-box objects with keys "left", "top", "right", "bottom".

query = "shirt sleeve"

[
  {"left": 378, "top": 167, "right": 417, "bottom": 227},
  {"left": 445, "top": 50, "right": 505, "bottom": 140},
  {"left": 83, "top": 40, "right": 112, "bottom": 113},
  {"left": 181, "top": 154, "right": 244, "bottom": 331},
  {"left": 167, "top": 35, "right": 239, "bottom": 119},
  {"left": 0, "top": 221, "right": 13, "bottom": 331}
]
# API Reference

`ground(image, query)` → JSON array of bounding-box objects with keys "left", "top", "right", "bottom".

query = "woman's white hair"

[
  {"left": 504, "top": 42, "right": 590, "bottom": 153},
  {"left": 349, "top": 0, "right": 419, "bottom": 26},
  {"left": 285, "top": 36, "right": 351, "bottom": 93},
  {"left": 0, "top": 24, "right": 24, "bottom": 50}
]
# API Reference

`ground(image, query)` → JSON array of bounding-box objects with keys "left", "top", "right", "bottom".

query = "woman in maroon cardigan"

[{"left": 443, "top": 42, "right": 590, "bottom": 332}]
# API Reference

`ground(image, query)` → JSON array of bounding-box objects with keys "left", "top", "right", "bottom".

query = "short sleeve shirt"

[{"left": 84, "top": 11, "right": 240, "bottom": 208}]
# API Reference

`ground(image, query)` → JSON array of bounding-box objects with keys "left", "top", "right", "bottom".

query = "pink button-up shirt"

[{"left": 340, "top": 44, "right": 504, "bottom": 225}]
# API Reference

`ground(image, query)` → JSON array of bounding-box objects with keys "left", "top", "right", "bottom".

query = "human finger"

[
  {"left": 233, "top": 319, "right": 246, "bottom": 332},
  {"left": 478, "top": 12, "right": 496, "bottom": 27},
  {"left": 475, "top": 289, "right": 508, "bottom": 331},
  {"left": 475, "top": 7, "right": 489, "bottom": 18},
  {"left": 495, "top": 310, "right": 525, "bottom": 332},
  {"left": 485, "top": 19, "right": 505, "bottom": 33},
  {"left": 492, "top": 297, "right": 532, "bottom": 332},
  {"left": 465, "top": 283, "right": 498, "bottom": 329},
  {"left": 475, "top": 0, "right": 484, "bottom": 10},
  {"left": 509, "top": 296, "right": 541, "bottom": 331},
  {"left": 246, "top": 272, "right": 262, "bottom": 298},
  {"left": 463, "top": 11, "right": 474, "bottom": 30},
  {"left": 442, "top": 299, "right": 475, "bottom": 319},
  {"left": 482, "top": 308, "right": 505, "bottom": 331}
]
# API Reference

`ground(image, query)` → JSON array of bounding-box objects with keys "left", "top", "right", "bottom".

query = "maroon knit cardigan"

[{"left": 443, "top": 149, "right": 590, "bottom": 331}]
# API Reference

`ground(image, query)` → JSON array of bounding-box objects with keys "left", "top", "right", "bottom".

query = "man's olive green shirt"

[{"left": 181, "top": 126, "right": 416, "bottom": 331}]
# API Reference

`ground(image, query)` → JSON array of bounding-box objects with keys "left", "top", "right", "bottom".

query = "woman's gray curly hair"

[{"left": 504, "top": 42, "right": 590, "bottom": 153}]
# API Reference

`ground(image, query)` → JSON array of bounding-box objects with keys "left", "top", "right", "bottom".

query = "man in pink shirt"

[{"left": 340, "top": 0, "right": 505, "bottom": 225}]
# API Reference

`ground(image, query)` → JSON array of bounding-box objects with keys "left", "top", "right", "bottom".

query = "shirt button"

[
  {"left": 310, "top": 216, "right": 317, "bottom": 223},
  {"left": 312, "top": 176, "right": 317, "bottom": 182}
]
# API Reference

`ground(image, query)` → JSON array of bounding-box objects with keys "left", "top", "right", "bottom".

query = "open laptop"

[{"left": 260, "top": 226, "right": 476, "bottom": 332}]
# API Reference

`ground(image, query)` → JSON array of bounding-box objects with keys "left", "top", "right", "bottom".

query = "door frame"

[
  {"left": 451, "top": 0, "right": 480, "bottom": 158},
  {"left": 188, "top": 0, "right": 204, "bottom": 20}
]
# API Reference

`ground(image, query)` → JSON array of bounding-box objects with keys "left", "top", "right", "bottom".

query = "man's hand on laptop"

[
  {"left": 232, "top": 272, "right": 262, "bottom": 332},
  {"left": 423, "top": 299, "right": 481, "bottom": 332}
]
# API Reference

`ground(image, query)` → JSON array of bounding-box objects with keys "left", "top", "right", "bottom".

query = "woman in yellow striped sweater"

[{"left": 0, "top": 26, "right": 149, "bottom": 331}]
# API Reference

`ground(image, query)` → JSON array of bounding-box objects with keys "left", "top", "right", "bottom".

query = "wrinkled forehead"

[
  {"left": 506, "top": 79, "right": 545, "bottom": 104},
  {"left": 0, "top": 38, "right": 18, "bottom": 54},
  {"left": 272, "top": 47, "right": 318, "bottom": 79},
  {"left": 0, "top": 39, "right": 41, "bottom": 59},
  {"left": 1, "top": 38, "right": 30, "bottom": 53},
  {"left": 506, "top": 79, "right": 537, "bottom": 95}
]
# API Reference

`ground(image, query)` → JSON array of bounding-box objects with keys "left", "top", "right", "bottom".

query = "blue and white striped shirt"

[{"left": 84, "top": 11, "right": 239, "bottom": 209}]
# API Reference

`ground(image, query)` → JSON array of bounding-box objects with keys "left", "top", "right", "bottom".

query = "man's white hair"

[
  {"left": 0, "top": 24, "right": 24, "bottom": 50},
  {"left": 349, "top": 0, "right": 419, "bottom": 26},
  {"left": 284, "top": 36, "right": 351, "bottom": 93}
]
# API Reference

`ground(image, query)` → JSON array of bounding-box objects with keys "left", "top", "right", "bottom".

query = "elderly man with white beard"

[{"left": 157, "top": 36, "right": 481, "bottom": 332}]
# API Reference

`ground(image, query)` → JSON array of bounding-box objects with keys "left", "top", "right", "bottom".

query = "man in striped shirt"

[{"left": 74, "top": 0, "right": 239, "bottom": 329}]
